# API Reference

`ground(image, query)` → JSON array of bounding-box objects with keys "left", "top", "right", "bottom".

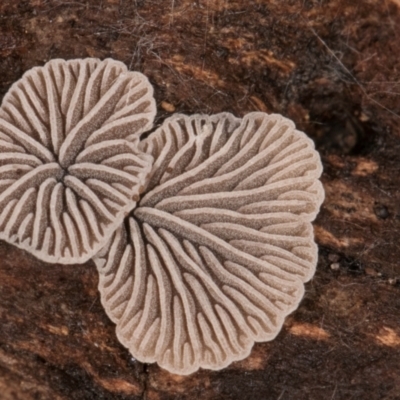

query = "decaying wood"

[{"left": 1, "top": 1, "right": 399, "bottom": 399}]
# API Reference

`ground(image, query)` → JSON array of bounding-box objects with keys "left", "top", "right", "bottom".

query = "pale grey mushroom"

[
  {"left": 93, "top": 112, "right": 325, "bottom": 375},
  {"left": 0, "top": 58, "right": 156, "bottom": 264}
]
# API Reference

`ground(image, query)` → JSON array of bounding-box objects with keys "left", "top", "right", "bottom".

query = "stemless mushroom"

[
  {"left": 93, "top": 112, "right": 325, "bottom": 374},
  {"left": 0, "top": 58, "right": 156, "bottom": 264}
]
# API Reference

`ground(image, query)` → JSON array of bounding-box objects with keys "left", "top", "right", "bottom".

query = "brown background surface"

[{"left": 1, "top": 1, "right": 400, "bottom": 399}]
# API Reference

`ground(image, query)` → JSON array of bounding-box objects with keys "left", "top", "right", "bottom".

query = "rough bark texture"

[{"left": 1, "top": 1, "right": 400, "bottom": 399}]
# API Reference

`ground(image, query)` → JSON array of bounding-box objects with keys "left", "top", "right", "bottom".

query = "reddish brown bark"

[{"left": 1, "top": 1, "right": 400, "bottom": 399}]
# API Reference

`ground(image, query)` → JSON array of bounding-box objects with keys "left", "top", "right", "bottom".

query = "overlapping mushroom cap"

[
  {"left": 93, "top": 112, "right": 325, "bottom": 374},
  {"left": 0, "top": 58, "right": 156, "bottom": 264}
]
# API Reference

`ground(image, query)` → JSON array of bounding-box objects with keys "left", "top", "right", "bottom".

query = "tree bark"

[{"left": 1, "top": 1, "right": 400, "bottom": 399}]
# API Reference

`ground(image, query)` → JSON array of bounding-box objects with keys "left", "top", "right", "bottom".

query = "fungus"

[
  {"left": 0, "top": 58, "right": 325, "bottom": 373},
  {"left": 93, "top": 112, "right": 324, "bottom": 374},
  {"left": 0, "top": 58, "right": 156, "bottom": 264}
]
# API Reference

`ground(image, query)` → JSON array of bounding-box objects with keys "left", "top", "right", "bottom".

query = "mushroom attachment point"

[
  {"left": 0, "top": 58, "right": 156, "bottom": 264},
  {"left": 93, "top": 112, "right": 325, "bottom": 374}
]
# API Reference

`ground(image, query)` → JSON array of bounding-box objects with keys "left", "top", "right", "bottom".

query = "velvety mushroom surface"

[
  {"left": 93, "top": 112, "right": 325, "bottom": 374},
  {"left": 0, "top": 58, "right": 156, "bottom": 264}
]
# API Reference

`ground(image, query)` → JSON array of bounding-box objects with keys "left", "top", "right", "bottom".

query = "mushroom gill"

[
  {"left": 0, "top": 58, "right": 156, "bottom": 264},
  {"left": 93, "top": 112, "right": 325, "bottom": 374}
]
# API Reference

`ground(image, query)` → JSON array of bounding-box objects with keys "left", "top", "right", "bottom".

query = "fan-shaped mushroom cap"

[
  {"left": 93, "top": 112, "right": 325, "bottom": 374},
  {"left": 0, "top": 58, "right": 156, "bottom": 264}
]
